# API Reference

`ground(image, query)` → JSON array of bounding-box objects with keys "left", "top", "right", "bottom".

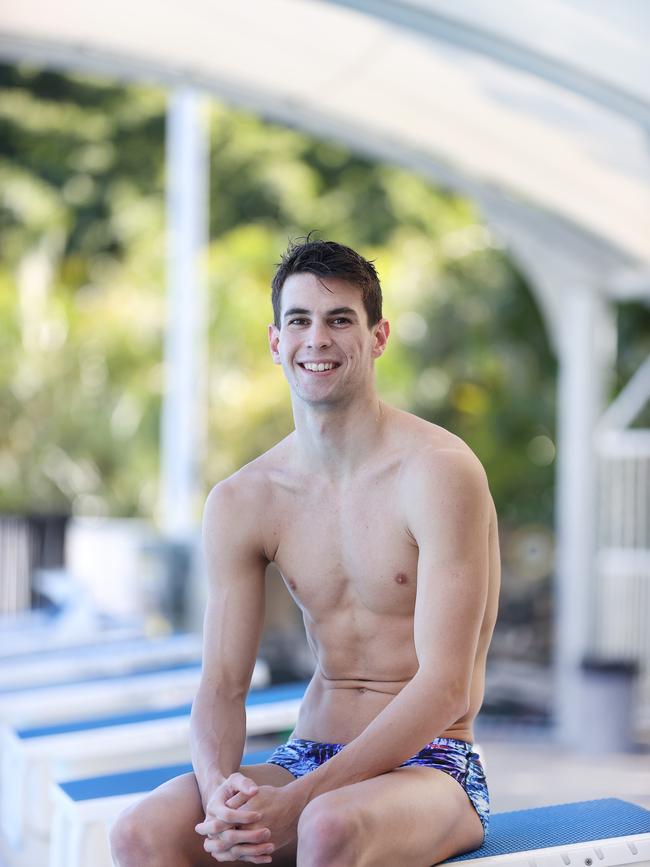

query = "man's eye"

[
  {"left": 332, "top": 318, "right": 351, "bottom": 325},
  {"left": 289, "top": 318, "right": 309, "bottom": 326}
]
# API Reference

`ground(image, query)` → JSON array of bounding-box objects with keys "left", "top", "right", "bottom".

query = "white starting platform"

[
  {"left": 443, "top": 799, "right": 650, "bottom": 867},
  {"left": 0, "top": 650, "right": 269, "bottom": 730},
  {"left": 48, "top": 779, "right": 650, "bottom": 867},
  {"left": 49, "top": 746, "right": 275, "bottom": 867},
  {"left": 1, "top": 680, "right": 306, "bottom": 849},
  {"left": 0, "top": 632, "right": 202, "bottom": 691},
  {"left": 0, "top": 619, "right": 142, "bottom": 660},
  {"left": 0, "top": 662, "right": 204, "bottom": 729}
]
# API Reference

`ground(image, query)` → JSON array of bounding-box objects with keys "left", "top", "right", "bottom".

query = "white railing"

[{"left": 593, "top": 355, "right": 650, "bottom": 738}]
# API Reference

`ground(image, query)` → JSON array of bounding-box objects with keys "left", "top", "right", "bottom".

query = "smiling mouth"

[{"left": 298, "top": 362, "right": 341, "bottom": 373}]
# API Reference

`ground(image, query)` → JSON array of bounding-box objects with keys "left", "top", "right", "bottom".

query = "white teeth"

[{"left": 303, "top": 362, "right": 335, "bottom": 371}]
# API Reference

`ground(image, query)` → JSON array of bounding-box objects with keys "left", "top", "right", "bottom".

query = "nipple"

[
  {"left": 288, "top": 579, "right": 297, "bottom": 592},
  {"left": 395, "top": 572, "right": 408, "bottom": 585}
]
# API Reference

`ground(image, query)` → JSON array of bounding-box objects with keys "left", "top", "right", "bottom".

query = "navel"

[{"left": 394, "top": 572, "right": 408, "bottom": 585}]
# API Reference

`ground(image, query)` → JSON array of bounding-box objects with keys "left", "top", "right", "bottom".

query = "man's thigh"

[
  {"left": 116, "top": 762, "right": 296, "bottom": 867},
  {"left": 303, "top": 765, "right": 485, "bottom": 867}
]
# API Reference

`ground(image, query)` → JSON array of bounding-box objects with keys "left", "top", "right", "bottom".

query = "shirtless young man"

[{"left": 110, "top": 237, "right": 500, "bottom": 867}]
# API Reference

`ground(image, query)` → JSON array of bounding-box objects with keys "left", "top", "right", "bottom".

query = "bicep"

[
  {"left": 199, "top": 481, "right": 268, "bottom": 695},
  {"left": 406, "top": 450, "right": 491, "bottom": 701}
]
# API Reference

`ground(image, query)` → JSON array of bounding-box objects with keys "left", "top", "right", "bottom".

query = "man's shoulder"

[
  {"left": 205, "top": 436, "right": 294, "bottom": 515},
  {"left": 389, "top": 407, "right": 478, "bottom": 459},
  {"left": 390, "top": 409, "right": 488, "bottom": 491},
  {"left": 390, "top": 414, "right": 493, "bottom": 542},
  {"left": 202, "top": 441, "right": 294, "bottom": 561}
]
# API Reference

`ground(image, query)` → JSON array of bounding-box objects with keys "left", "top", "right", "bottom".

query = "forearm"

[
  {"left": 190, "top": 684, "right": 247, "bottom": 809},
  {"left": 288, "top": 671, "right": 466, "bottom": 803}
]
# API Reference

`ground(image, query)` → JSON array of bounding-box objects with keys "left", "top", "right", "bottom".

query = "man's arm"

[
  {"left": 285, "top": 447, "right": 491, "bottom": 804},
  {"left": 190, "top": 476, "right": 268, "bottom": 809}
]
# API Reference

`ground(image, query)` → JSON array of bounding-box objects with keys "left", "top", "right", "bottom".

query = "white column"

[
  {"left": 553, "top": 285, "right": 616, "bottom": 746},
  {"left": 160, "top": 89, "right": 209, "bottom": 539}
]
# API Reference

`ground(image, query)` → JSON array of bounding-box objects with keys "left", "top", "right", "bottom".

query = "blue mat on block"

[
  {"left": 445, "top": 798, "right": 650, "bottom": 862},
  {"left": 60, "top": 749, "right": 275, "bottom": 801},
  {"left": 18, "top": 702, "right": 192, "bottom": 738},
  {"left": 17, "top": 680, "right": 308, "bottom": 739}
]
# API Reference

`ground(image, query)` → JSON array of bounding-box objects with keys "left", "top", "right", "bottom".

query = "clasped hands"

[{"left": 196, "top": 773, "right": 303, "bottom": 863}]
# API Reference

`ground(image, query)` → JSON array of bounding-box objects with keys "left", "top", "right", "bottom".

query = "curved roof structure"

[{"left": 2, "top": 0, "right": 649, "bottom": 328}]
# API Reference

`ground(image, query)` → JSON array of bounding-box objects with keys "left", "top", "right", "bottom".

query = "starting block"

[
  {"left": 0, "top": 657, "right": 269, "bottom": 729},
  {"left": 49, "top": 768, "right": 650, "bottom": 867},
  {"left": 49, "top": 748, "right": 273, "bottom": 867},
  {"left": 0, "top": 632, "right": 202, "bottom": 691},
  {"left": 2, "top": 681, "right": 306, "bottom": 848},
  {"left": 444, "top": 798, "right": 650, "bottom": 867}
]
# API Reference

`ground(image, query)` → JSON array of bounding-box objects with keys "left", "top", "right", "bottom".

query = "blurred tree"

[
  {"left": 402, "top": 242, "right": 557, "bottom": 526},
  {"left": 6, "top": 60, "right": 641, "bottom": 550},
  {"left": 0, "top": 65, "right": 166, "bottom": 515}
]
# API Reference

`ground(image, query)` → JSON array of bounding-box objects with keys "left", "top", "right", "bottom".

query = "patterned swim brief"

[{"left": 266, "top": 735, "right": 490, "bottom": 837}]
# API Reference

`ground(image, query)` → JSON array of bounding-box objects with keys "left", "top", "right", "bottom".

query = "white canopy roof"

[{"left": 2, "top": 0, "right": 649, "bottom": 313}]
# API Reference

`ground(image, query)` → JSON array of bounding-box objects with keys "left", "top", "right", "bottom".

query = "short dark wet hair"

[{"left": 271, "top": 234, "right": 383, "bottom": 329}]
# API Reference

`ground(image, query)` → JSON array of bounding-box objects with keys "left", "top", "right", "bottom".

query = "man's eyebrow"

[
  {"left": 283, "top": 307, "right": 310, "bottom": 318},
  {"left": 283, "top": 306, "right": 358, "bottom": 318},
  {"left": 328, "top": 307, "right": 357, "bottom": 317}
]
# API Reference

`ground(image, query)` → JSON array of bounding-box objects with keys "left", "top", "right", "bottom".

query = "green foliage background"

[{"left": 1, "top": 63, "right": 648, "bottom": 530}]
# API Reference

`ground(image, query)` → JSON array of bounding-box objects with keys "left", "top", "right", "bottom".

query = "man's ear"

[
  {"left": 371, "top": 318, "right": 390, "bottom": 359},
  {"left": 269, "top": 323, "right": 282, "bottom": 364}
]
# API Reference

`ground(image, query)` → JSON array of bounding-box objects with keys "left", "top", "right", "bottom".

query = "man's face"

[{"left": 268, "top": 272, "right": 389, "bottom": 406}]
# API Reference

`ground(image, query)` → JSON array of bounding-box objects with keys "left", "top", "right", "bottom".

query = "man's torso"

[{"left": 240, "top": 407, "right": 500, "bottom": 745}]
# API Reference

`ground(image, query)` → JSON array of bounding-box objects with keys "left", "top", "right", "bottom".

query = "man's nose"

[{"left": 307, "top": 322, "right": 332, "bottom": 348}]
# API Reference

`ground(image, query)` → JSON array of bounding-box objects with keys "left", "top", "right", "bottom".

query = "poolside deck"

[{"left": 479, "top": 735, "right": 650, "bottom": 813}]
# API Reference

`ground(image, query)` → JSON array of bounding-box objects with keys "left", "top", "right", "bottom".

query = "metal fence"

[{"left": 594, "top": 355, "right": 650, "bottom": 739}]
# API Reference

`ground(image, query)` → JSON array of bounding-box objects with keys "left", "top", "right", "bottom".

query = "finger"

[
  {"left": 225, "top": 791, "right": 249, "bottom": 809},
  {"left": 195, "top": 819, "right": 222, "bottom": 836},
  {"left": 211, "top": 854, "right": 272, "bottom": 866},
  {"left": 196, "top": 808, "right": 261, "bottom": 833},
  {"left": 196, "top": 819, "right": 239, "bottom": 836},
  {"left": 211, "top": 827, "right": 271, "bottom": 849},
  {"left": 204, "top": 835, "right": 272, "bottom": 852},
  {"left": 227, "top": 773, "right": 259, "bottom": 797},
  {"left": 213, "top": 856, "right": 270, "bottom": 865},
  {"left": 205, "top": 839, "right": 274, "bottom": 861}
]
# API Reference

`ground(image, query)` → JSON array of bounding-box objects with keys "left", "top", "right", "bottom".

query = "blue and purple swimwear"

[{"left": 266, "top": 735, "right": 490, "bottom": 837}]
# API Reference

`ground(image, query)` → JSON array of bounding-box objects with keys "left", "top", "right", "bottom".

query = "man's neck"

[{"left": 291, "top": 392, "right": 388, "bottom": 479}]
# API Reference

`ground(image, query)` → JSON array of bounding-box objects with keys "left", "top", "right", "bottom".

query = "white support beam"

[
  {"left": 597, "top": 354, "right": 650, "bottom": 435},
  {"left": 553, "top": 286, "right": 616, "bottom": 747},
  {"left": 608, "top": 266, "right": 650, "bottom": 302},
  {"left": 327, "top": 0, "right": 650, "bottom": 129},
  {"left": 160, "top": 88, "right": 209, "bottom": 539}
]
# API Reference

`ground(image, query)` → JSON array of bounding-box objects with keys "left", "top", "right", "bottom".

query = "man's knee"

[
  {"left": 297, "top": 794, "right": 363, "bottom": 866},
  {"left": 110, "top": 802, "right": 167, "bottom": 866}
]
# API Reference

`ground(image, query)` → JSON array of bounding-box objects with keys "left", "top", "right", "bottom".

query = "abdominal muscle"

[{"left": 290, "top": 668, "right": 474, "bottom": 746}]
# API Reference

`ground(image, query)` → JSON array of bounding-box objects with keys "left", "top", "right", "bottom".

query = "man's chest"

[{"left": 270, "top": 477, "right": 420, "bottom": 618}]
